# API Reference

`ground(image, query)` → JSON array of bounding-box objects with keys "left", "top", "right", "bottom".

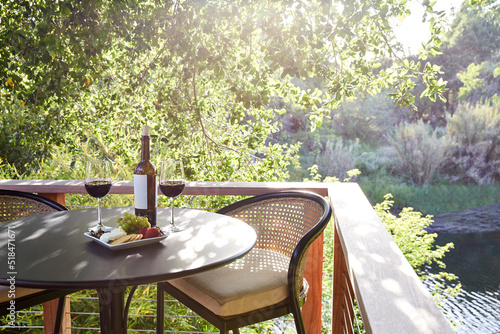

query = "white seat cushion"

[
  {"left": 168, "top": 248, "right": 291, "bottom": 316},
  {"left": 0, "top": 286, "right": 45, "bottom": 303}
]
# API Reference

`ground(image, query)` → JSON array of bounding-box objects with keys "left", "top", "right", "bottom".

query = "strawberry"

[
  {"left": 138, "top": 227, "right": 148, "bottom": 237},
  {"left": 144, "top": 227, "right": 163, "bottom": 239}
]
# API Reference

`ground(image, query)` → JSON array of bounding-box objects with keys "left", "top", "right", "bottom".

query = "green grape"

[{"left": 116, "top": 213, "right": 151, "bottom": 233}]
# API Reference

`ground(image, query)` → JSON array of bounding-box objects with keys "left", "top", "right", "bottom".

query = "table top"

[{"left": 0, "top": 207, "right": 257, "bottom": 289}]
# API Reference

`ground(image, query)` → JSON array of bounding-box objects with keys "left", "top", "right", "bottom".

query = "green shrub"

[
  {"left": 330, "top": 93, "right": 406, "bottom": 145},
  {"left": 446, "top": 101, "right": 500, "bottom": 184},
  {"left": 374, "top": 194, "right": 461, "bottom": 309},
  {"left": 313, "top": 138, "right": 359, "bottom": 181},
  {"left": 355, "top": 145, "right": 399, "bottom": 177},
  {"left": 390, "top": 121, "right": 448, "bottom": 186},
  {"left": 0, "top": 160, "right": 19, "bottom": 179}
]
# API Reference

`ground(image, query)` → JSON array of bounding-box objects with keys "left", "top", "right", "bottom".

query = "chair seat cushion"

[
  {"left": 0, "top": 286, "right": 45, "bottom": 303},
  {"left": 168, "top": 248, "right": 292, "bottom": 316}
]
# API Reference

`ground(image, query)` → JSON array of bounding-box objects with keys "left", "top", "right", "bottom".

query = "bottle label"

[{"left": 134, "top": 174, "right": 157, "bottom": 209}]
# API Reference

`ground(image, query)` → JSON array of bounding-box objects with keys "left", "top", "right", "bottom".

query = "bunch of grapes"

[{"left": 116, "top": 212, "right": 150, "bottom": 234}]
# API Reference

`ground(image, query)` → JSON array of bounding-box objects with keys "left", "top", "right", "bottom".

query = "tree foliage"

[
  {"left": 414, "top": 0, "right": 500, "bottom": 123},
  {"left": 1, "top": 0, "right": 449, "bottom": 179}
]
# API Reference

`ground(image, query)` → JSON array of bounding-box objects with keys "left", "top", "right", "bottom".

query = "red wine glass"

[
  {"left": 159, "top": 159, "right": 185, "bottom": 232},
  {"left": 85, "top": 160, "right": 112, "bottom": 231}
]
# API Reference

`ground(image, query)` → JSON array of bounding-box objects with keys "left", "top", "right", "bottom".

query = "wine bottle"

[{"left": 134, "top": 125, "right": 157, "bottom": 226}]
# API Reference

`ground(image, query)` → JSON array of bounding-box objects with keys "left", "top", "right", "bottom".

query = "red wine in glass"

[
  {"left": 85, "top": 180, "right": 112, "bottom": 198},
  {"left": 159, "top": 180, "right": 185, "bottom": 198},
  {"left": 85, "top": 161, "right": 112, "bottom": 231},
  {"left": 159, "top": 160, "right": 185, "bottom": 232}
]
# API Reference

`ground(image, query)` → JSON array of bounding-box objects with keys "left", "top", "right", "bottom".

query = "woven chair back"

[
  {"left": 223, "top": 197, "right": 323, "bottom": 255},
  {"left": 0, "top": 190, "right": 67, "bottom": 223},
  {"left": 220, "top": 195, "right": 326, "bottom": 295}
]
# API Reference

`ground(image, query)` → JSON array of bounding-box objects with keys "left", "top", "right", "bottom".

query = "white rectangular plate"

[{"left": 84, "top": 231, "right": 167, "bottom": 250}]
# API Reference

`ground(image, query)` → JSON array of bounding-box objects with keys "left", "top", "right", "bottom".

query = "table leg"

[
  {"left": 98, "top": 287, "right": 127, "bottom": 334},
  {"left": 97, "top": 286, "right": 139, "bottom": 334}
]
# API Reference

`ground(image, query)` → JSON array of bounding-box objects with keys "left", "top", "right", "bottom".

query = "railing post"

[
  {"left": 38, "top": 192, "right": 71, "bottom": 334},
  {"left": 302, "top": 233, "right": 325, "bottom": 334},
  {"left": 38, "top": 192, "right": 66, "bottom": 206},
  {"left": 332, "top": 222, "right": 354, "bottom": 333}
]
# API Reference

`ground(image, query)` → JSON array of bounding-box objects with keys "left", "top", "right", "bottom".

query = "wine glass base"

[
  {"left": 88, "top": 225, "right": 113, "bottom": 233},
  {"left": 168, "top": 225, "right": 184, "bottom": 233}
]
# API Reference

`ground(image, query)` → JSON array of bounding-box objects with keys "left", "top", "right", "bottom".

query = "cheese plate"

[{"left": 84, "top": 230, "right": 168, "bottom": 250}]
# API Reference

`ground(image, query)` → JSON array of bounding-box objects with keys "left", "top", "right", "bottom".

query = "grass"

[{"left": 360, "top": 179, "right": 500, "bottom": 215}]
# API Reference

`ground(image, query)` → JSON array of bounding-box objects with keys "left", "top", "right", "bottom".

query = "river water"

[{"left": 427, "top": 231, "right": 500, "bottom": 333}]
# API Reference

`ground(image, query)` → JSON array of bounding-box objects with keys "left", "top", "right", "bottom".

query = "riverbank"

[{"left": 427, "top": 203, "right": 500, "bottom": 234}]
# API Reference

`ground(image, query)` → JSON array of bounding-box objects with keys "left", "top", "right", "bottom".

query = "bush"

[
  {"left": 390, "top": 121, "right": 448, "bottom": 186},
  {"left": 445, "top": 101, "right": 500, "bottom": 184},
  {"left": 374, "top": 194, "right": 461, "bottom": 309},
  {"left": 313, "top": 138, "right": 359, "bottom": 181},
  {"left": 355, "top": 145, "right": 399, "bottom": 177},
  {"left": 0, "top": 159, "right": 20, "bottom": 179},
  {"left": 331, "top": 93, "right": 407, "bottom": 145}
]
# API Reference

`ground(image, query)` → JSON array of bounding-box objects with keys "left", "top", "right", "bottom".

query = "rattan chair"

[
  {"left": 156, "top": 191, "right": 332, "bottom": 334},
  {"left": 0, "top": 189, "right": 75, "bottom": 334}
]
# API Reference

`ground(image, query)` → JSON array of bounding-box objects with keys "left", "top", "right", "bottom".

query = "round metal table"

[{"left": 0, "top": 207, "right": 257, "bottom": 333}]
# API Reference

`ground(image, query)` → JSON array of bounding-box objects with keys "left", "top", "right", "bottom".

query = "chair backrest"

[
  {"left": 217, "top": 191, "right": 332, "bottom": 304},
  {"left": 0, "top": 189, "right": 68, "bottom": 223}
]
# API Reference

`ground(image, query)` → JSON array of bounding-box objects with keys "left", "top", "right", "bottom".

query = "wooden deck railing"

[{"left": 0, "top": 179, "right": 453, "bottom": 334}]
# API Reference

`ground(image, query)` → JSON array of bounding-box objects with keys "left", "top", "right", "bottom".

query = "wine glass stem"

[
  {"left": 170, "top": 198, "right": 175, "bottom": 227},
  {"left": 97, "top": 197, "right": 103, "bottom": 229}
]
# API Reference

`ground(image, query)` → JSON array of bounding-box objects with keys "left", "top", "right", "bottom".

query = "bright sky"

[{"left": 394, "top": 0, "right": 464, "bottom": 54}]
